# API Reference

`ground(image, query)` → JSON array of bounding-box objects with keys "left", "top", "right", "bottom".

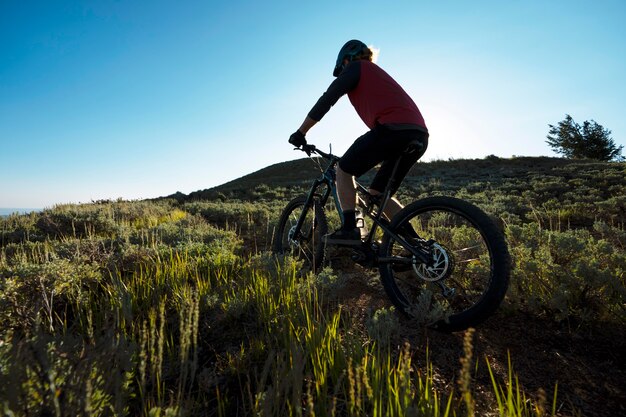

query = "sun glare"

[{"left": 369, "top": 45, "right": 380, "bottom": 63}]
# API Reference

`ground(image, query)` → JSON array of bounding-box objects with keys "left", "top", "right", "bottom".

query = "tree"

[{"left": 546, "top": 115, "right": 624, "bottom": 161}]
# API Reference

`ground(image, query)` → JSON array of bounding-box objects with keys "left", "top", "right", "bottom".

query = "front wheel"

[
  {"left": 273, "top": 195, "right": 328, "bottom": 273},
  {"left": 379, "top": 196, "right": 510, "bottom": 332}
]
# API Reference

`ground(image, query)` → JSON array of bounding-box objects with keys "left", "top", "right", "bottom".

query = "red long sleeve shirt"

[{"left": 308, "top": 60, "right": 427, "bottom": 132}]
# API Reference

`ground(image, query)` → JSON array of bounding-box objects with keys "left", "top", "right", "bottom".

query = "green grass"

[
  {"left": 487, "top": 353, "right": 558, "bottom": 417},
  {"left": 0, "top": 156, "right": 624, "bottom": 415}
]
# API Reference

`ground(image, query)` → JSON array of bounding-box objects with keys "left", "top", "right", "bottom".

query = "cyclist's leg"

[
  {"left": 368, "top": 190, "right": 404, "bottom": 219},
  {"left": 337, "top": 126, "right": 389, "bottom": 213},
  {"left": 330, "top": 126, "right": 427, "bottom": 245},
  {"left": 369, "top": 129, "right": 428, "bottom": 197},
  {"left": 370, "top": 130, "right": 428, "bottom": 235},
  {"left": 328, "top": 126, "right": 389, "bottom": 244},
  {"left": 336, "top": 165, "right": 357, "bottom": 213}
]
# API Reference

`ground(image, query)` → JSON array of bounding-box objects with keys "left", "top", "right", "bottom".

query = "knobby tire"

[{"left": 273, "top": 195, "right": 328, "bottom": 274}]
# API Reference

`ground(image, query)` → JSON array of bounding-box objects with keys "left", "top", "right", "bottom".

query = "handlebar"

[{"left": 294, "top": 144, "right": 337, "bottom": 161}]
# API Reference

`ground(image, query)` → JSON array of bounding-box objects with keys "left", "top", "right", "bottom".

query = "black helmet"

[{"left": 333, "top": 39, "right": 368, "bottom": 77}]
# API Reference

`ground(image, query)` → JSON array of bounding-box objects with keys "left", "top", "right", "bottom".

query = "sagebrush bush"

[
  {"left": 36, "top": 204, "right": 120, "bottom": 238},
  {"left": 0, "top": 258, "right": 102, "bottom": 330},
  {"left": 183, "top": 200, "right": 274, "bottom": 228},
  {"left": 0, "top": 211, "right": 41, "bottom": 244},
  {"left": 507, "top": 223, "right": 626, "bottom": 324}
]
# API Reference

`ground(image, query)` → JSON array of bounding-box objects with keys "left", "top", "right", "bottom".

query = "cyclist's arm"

[
  {"left": 306, "top": 61, "right": 360, "bottom": 124},
  {"left": 297, "top": 116, "right": 317, "bottom": 135}
]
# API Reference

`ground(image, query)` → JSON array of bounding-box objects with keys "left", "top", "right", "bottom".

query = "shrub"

[
  {"left": 0, "top": 259, "right": 103, "bottom": 330},
  {"left": 507, "top": 224, "right": 626, "bottom": 324},
  {"left": 36, "top": 204, "right": 119, "bottom": 238}
]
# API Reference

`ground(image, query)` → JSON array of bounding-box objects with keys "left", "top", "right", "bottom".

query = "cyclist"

[{"left": 289, "top": 39, "right": 429, "bottom": 245}]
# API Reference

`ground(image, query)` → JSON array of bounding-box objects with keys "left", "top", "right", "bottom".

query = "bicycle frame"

[{"left": 291, "top": 145, "right": 432, "bottom": 266}]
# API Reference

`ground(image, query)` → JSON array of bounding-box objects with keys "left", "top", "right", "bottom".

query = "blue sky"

[{"left": 1, "top": 0, "right": 625, "bottom": 208}]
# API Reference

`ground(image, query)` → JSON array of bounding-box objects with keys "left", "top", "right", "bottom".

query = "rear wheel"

[
  {"left": 379, "top": 196, "right": 510, "bottom": 331},
  {"left": 273, "top": 195, "right": 328, "bottom": 273}
]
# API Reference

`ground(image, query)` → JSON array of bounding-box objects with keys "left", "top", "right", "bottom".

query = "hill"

[
  {"left": 165, "top": 156, "right": 625, "bottom": 232},
  {"left": 166, "top": 155, "right": 622, "bottom": 202}
]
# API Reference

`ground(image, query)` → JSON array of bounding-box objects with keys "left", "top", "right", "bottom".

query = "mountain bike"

[{"left": 273, "top": 143, "right": 510, "bottom": 331}]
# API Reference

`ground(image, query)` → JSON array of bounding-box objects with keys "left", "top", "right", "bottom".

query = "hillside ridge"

[{"left": 163, "top": 155, "right": 623, "bottom": 202}]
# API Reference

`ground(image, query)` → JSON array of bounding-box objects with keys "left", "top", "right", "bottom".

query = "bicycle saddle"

[{"left": 404, "top": 139, "right": 425, "bottom": 155}]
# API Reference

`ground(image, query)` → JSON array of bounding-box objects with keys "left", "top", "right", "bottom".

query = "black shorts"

[{"left": 338, "top": 124, "right": 428, "bottom": 195}]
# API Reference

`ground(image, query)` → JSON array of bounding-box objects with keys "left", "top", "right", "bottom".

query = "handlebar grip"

[
  {"left": 301, "top": 144, "right": 316, "bottom": 155},
  {"left": 293, "top": 142, "right": 335, "bottom": 160}
]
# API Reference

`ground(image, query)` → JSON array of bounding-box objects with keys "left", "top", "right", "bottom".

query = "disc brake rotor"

[
  {"left": 413, "top": 243, "right": 453, "bottom": 282},
  {"left": 287, "top": 225, "right": 300, "bottom": 247}
]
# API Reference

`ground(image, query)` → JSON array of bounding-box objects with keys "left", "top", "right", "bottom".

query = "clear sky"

[{"left": 1, "top": 0, "right": 625, "bottom": 208}]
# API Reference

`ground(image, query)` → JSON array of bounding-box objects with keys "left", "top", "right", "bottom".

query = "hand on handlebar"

[
  {"left": 300, "top": 143, "right": 315, "bottom": 156},
  {"left": 289, "top": 139, "right": 333, "bottom": 160},
  {"left": 288, "top": 130, "right": 307, "bottom": 147}
]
